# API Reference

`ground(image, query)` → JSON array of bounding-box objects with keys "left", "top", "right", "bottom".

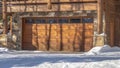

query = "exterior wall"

[
  {"left": 114, "top": 0, "right": 120, "bottom": 47},
  {"left": 103, "top": 0, "right": 120, "bottom": 47},
  {"left": 6, "top": 0, "right": 97, "bottom": 13},
  {"left": 0, "top": 1, "right": 1, "bottom": 14},
  {"left": 103, "top": 0, "right": 115, "bottom": 46}
]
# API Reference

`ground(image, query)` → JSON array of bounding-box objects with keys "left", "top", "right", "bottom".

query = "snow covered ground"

[{"left": 0, "top": 45, "right": 120, "bottom": 68}]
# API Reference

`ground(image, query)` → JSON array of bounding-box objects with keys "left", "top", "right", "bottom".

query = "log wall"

[
  {"left": 114, "top": 0, "right": 120, "bottom": 47},
  {"left": 6, "top": 0, "right": 97, "bottom": 13},
  {"left": 104, "top": 0, "right": 115, "bottom": 46}
]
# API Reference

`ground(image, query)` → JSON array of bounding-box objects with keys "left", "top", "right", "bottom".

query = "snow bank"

[
  {"left": 0, "top": 46, "right": 119, "bottom": 68},
  {"left": 0, "top": 47, "right": 8, "bottom": 53},
  {"left": 85, "top": 45, "right": 120, "bottom": 55}
]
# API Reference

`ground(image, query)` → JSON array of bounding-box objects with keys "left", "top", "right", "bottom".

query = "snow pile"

[
  {"left": 98, "top": 33, "right": 106, "bottom": 36},
  {"left": 85, "top": 46, "right": 102, "bottom": 55},
  {"left": 95, "top": 33, "right": 106, "bottom": 36},
  {"left": 0, "top": 47, "right": 8, "bottom": 53},
  {"left": 85, "top": 45, "right": 120, "bottom": 55}
]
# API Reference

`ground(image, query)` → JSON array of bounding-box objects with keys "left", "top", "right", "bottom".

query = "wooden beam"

[
  {"left": 6, "top": 0, "right": 97, "bottom": 5},
  {"left": 47, "top": 0, "right": 52, "bottom": 9},
  {"left": 0, "top": 1, "right": 2, "bottom": 14},
  {"left": 2, "top": 0, "right": 8, "bottom": 34},
  {"left": 10, "top": 15, "right": 12, "bottom": 36},
  {"left": 97, "top": 0, "right": 103, "bottom": 34},
  {"left": 7, "top": 3, "right": 97, "bottom": 13}
]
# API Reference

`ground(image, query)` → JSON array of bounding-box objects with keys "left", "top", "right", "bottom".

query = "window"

[
  {"left": 35, "top": 19, "right": 46, "bottom": 23},
  {"left": 70, "top": 19, "right": 81, "bottom": 23},
  {"left": 48, "top": 19, "right": 57, "bottom": 23},
  {"left": 82, "top": 18, "right": 93, "bottom": 23},
  {"left": 59, "top": 19, "right": 68, "bottom": 23},
  {"left": 26, "top": 18, "right": 34, "bottom": 23}
]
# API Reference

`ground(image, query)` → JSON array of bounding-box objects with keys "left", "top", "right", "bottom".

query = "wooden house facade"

[{"left": 1, "top": 0, "right": 120, "bottom": 52}]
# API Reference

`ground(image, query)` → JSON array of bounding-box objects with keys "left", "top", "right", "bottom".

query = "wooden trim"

[
  {"left": 10, "top": 15, "right": 12, "bottom": 35},
  {"left": 21, "top": 16, "right": 93, "bottom": 18},
  {"left": 110, "top": 22, "right": 115, "bottom": 47},
  {"left": 47, "top": 0, "right": 52, "bottom": 9},
  {"left": 2, "top": 0, "right": 8, "bottom": 34},
  {"left": 97, "top": 0, "right": 103, "bottom": 34},
  {"left": 7, "top": 3, "right": 97, "bottom": 12},
  {"left": 21, "top": 17, "right": 25, "bottom": 50},
  {"left": 6, "top": 0, "right": 97, "bottom": 5}
]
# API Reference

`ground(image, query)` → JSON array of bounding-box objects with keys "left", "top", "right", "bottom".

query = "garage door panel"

[
  {"left": 24, "top": 24, "right": 32, "bottom": 30},
  {"left": 22, "top": 17, "right": 94, "bottom": 52},
  {"left": 73, "top": 44, "right": 82, "bottom": 51},
  {"left": 36, "top": 25, "right": 47, "bottom": 30},
  {"left": 51, "top": 25, "right": 61, "bottom": 29},
  {"left": 85, "top": 23, "right": 94, "bottom": 30},
  {"left": 84, "top": 45, "right": 92, "bottom": 51},
  {"left": 49, "top": 39, "right": 61, "bottom": 51},
  {"left": 69, "top": 24, "right": 77, "bottom": 29},
  {"left": 23, "top": 30, "right": 32, "bottom": 34},
  {"left": 63, "top": 43, "right": 74, "bottom": 51},
  {"left": 62, "top": 25, "right": 69, "bottom": 30},
  {"left": 38, "top": 43, "right": 48, "bottom": 51},
  {"left": 85, "top": 30, "right": 94, "bottom": 37},
  {"left": 22, "top": 43, "right": 37, "bottom": 50},
  {"left": 22, "top": 37, "right": 32, "bottom": 42},
  {"left": 49, "top": 44, "right": 60, "bottom": 51},
  {"left": 22, "top": 46, "right": 37, "bottom": 50},
  {"left": 38, "top": 38, "right": 47, "bottom": 43},
  {"left": 84, "top": 37, "right": 93, "bottom": 51}
]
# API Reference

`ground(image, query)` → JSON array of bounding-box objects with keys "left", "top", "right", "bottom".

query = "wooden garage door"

[{"left": 22, "top": 17, "right": 94, "bottom": 52}]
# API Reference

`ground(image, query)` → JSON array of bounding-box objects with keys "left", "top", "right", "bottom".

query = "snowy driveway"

[{"left": 0, "top": 51, "right": 120, "bottom": 68}]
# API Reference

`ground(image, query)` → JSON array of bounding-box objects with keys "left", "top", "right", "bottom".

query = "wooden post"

[
  {"left": 47, "top": 0, "right": 52, "bottom": 9},
  {"left": 97, "top": 0, "right": 103, "bottom": 34},
  {"left": 2, "top": 0, "right": 8, "bottom": 34},
  {"left": 10, "top": 15, "right": 13, "bottom": 36}
]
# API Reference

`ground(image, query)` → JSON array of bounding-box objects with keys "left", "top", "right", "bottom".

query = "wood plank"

[
  {"left": 85, "top": 23, "right": 94, "bottom": 29},
  {"left": 2, "top": 0, "right": 8, "bottom": 34},
  {"left": 7, "top": 0, "right": 97, "bottom": 4},
  {"left": 0, "top": 1, "right": 2, "bottom": 14},
  {"left": 7, "top": 3, "right": 97, "bottom": 12},
  {"left": 84, "top": 37, "right": 93, "bottom": 51},
  {"left": 22, "top": 43, "right": 37, "bottom": 50},
  {"left": 97, "top": 0, "right": 103, "bottom": 33},
  {"left": 0, "top": 7, "right": 2, "bottom": 14}
]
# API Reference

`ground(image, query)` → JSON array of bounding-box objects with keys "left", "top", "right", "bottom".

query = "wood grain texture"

[
  {"left": 2, "top": 0, "right": 97, "bottom": 13},
  {"left": 22, "top": 17, "right": 93, "bottom": 51}
]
